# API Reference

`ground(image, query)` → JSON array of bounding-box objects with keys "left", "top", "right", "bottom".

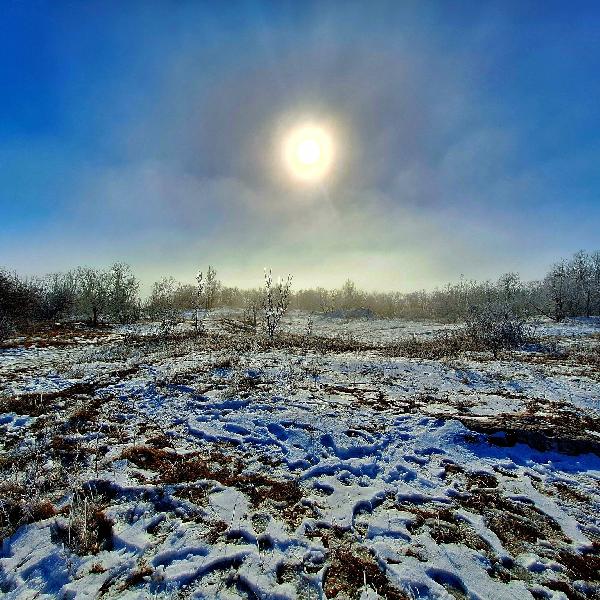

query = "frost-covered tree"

[
  {"left": 147, "top": 276, "right": 180, "bottom": 335},
  {"left": 200, "top": 265, "right": 220, "bottom": 311},
  {"left": 341, "top": 279, "right": 358, "bottom": 309},
  {"left": 591, "top": 251, "right": 600, "bottom": 315},
  {"left": 243, "top": 288, "right": 262, "bottom": 328},
  {"left": 0, "top": 269, "right": 40, "bottom": 339},
  {"left": 544, "top": 261, "right": 569, "bottom": 322},
  {"left": 194, "top": 265, "right": 220, "bottom": 332},
  {"left": 570, "top": 251, "right": 594, "bottom": 317},
  {"left": 74, "top": 267, "right": 110, "bottom": 327},
  {"left": 106, "top": 263, "right": 140, "bottom": 324},
  {"left": 34, "top": 271, "right": 77, "bottom": 321},
  {"left": 262, "top": 269, "right": 292, "bottom": 340}
]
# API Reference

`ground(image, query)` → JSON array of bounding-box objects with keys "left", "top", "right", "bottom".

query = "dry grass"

[
  {"left": 1, "top": 382, "right": 97, "bottom": 418},
  {"left": 51, "top": 494, "right": 113, "bottom": 555},
  {"left": 0, "top": 495, "right": 57, "bottom": 542},
  {"left": 406, "top": 506, "right": 491, "bottom": 553},
  {"left": 321, "top": 529, "right": 410, "bottom": 600},
  {"left": 121, "top": 445, "right": 308, "bottom": 528},
  {"left": 449, "top": 409, "right": 600, "bottom": 456},
  {"left": 0, "top": 323, "right": 114, "bottom": 349},
  {"left": 456, "top": 487, "right": 567, "bottom": 554},
  {"left": 119, "top": 563, "right": 153, "bottom": 591}
]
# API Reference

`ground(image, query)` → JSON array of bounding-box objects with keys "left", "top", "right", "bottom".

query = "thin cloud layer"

[{"left": 1, "top": 2, "right": 599, "bottom": 290}]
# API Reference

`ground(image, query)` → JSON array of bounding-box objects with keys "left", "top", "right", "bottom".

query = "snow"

[{"left": 1, "top": 313, "right": 599, "bottom": 598}]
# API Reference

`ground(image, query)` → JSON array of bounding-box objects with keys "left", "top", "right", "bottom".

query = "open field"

[{"left": 1, "top": 312, "right": 599, "bottom": 599}]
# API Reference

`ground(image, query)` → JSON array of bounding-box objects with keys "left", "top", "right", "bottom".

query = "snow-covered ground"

[{"left": 1, "top": 314, "right": 599, "bottom": 599}]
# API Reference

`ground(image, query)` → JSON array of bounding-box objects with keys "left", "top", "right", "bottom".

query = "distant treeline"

[{"left": 1, "top": 250, "right": 599, "bottom": 338}]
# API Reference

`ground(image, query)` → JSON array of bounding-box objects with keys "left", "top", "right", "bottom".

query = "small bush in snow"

[
  {"left": 262, "top": 269, "right": 292, "bottom": 341},
  {"left": 51, "top": 491, "right": 113, "bottom": 555},
  {"left": 464, "top": 302, "right": 528, "bottom": 357}
]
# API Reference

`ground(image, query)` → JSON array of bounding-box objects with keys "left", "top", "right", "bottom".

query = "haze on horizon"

[{"left": 1, "top": 1, "right": 599, "bottom": 293}]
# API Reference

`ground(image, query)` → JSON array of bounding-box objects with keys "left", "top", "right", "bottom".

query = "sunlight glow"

[{"left": 283, "top": 124, "right": 334, "bottom": 182}]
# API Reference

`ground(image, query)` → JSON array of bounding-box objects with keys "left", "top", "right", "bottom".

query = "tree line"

[{"left": 1, "top": 250, "right": 599, "bottom": 339}]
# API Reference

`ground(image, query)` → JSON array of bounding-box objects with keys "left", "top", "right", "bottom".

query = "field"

[{"left": 1, "top": 312, "right": 599, "bottom": 599}]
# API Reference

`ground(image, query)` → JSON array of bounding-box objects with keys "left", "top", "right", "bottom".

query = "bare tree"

[
  {"left": 147, "top": 276, "right": 180, "bottom": 336},
  {"left": 106, "top": 263, "right": 140, "bottom": 324},
  {"left": 74, "top": 267, "right": 109, "bottom": 327},
  {"left": 243, "top": 288, "right": 262, "bottom": 329},
  {"left": 194, "top": 270, "right": 204, "bottom": 333},
  {"left": 571, "top": 251, "right": 593, "bottom": 317},
  {"left": 194, "top": 265, "right": 220, "bottom": 332},
  {"left": 540, "top": 261, "right": 565, "bottom": 322}
]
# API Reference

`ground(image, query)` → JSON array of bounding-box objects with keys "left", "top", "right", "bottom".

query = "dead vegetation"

[
  {"left": 320, "top": 528, "right": 410, "bottom": 600},
  {"left": 51, "top": 493, "right": 113, "bottom": 555},
  {"left": 385, "top": 321, "right": 536, "bottom": 360},
  {"left": 0, "top": 322, "right": 114, "bottom": 350},
  {"left": 121, "top": 445, "right": 308, "bottom": 528},
  {"left": 454, "top": 409, "right": 600, "bottom": 456},
  {"left": 1, "top": 308, "right": 599, "bottom": 597},
  {"left": 456, "top": 486, "right": 567, "bottom": 554},
  {"left": 0, "top": 495, "right": 57, "bottom": 542},
  {"left": 0, "top": 382, "right": 96, "bottom": 417},
  {"left": 407, "top": 506, "right": 491, "bottom": 552}
]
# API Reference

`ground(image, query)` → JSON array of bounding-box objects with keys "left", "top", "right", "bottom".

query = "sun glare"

[{"left": 283, "top": 124, "right": 334, "bottom": 183}]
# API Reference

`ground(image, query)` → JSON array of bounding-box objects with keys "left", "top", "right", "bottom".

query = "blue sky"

[{"left": 1, "top": 1, "right": 599, "bottom": 291}]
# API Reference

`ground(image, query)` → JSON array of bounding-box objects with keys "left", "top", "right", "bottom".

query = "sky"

[{"left": 1, "top": 1, "right": 599, "bottom": 293}]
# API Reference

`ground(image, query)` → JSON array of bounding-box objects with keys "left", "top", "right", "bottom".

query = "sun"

[{"left": 283, "top": 124, "right": 334, "bottom": 183}]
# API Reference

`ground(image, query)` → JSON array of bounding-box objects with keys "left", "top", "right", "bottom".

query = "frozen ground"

[{"left": 0, "top": 313, "right": 599, "bottom": 599}]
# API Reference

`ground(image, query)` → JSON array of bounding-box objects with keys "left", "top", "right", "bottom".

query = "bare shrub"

[
  {"left": 387, "top": 305, "right": 531, "bottom": 360},
  {"left": 242, "top": 288, "right": 262, "bottom": 329},
  {"left": 146, "top": 276, "right": 182, "bottom": 338},
  {"left": 0, "top": 312, "right": 13, "bottom": 342},
  {"left": 464, "top": 302, "right": 528, "bottom": 358},
  {"left": 194, "top": 265, "right": 220, "bottom": 332},
  {"left": 262, "top": 269, "right": 292, "bottom": 340},
  {"left": 387, "top": 331, "right": 466, "bottom": 360}
]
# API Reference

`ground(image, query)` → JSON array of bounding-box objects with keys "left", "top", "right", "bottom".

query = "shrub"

[
  {"left": 0, "top": 269, "right": 41, "bottom": 338},
  {"left": 464, "top": 302, "right": 528, "bottom": 357},
  {"left": 262, "top": 269, "right": 292, "bottom": 340},
  {"left": 146, "top": 276, "right": 182, "bottom": 336},
  {"left": 0, "top": 311, "right": 13, "bottom": 342}
]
